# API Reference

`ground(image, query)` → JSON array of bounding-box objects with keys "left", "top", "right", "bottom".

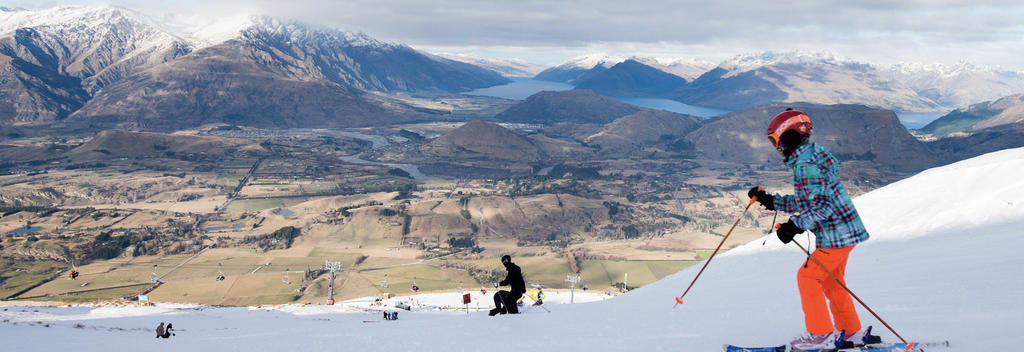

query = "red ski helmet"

[{"left": 766, "top": 109, "right": 812, "bottom": 150}]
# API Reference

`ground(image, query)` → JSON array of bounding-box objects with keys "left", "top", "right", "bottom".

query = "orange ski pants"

[{"left": 798, "top": 245, "right": 861, "bottom": 335}]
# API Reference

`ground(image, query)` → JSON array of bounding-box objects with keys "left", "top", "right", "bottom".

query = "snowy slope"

[{"left": 3, "top": 148, "right": 1024, "bottom": 351}]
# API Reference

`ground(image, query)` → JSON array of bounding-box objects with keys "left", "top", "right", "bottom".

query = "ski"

[{"left": 724, "top": 341, "right": 950, "bottom": 352}]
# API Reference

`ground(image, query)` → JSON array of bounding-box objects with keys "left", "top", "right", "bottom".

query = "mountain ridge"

[{"left": 0, "top": 5, "right": 509, "bottom": 128}]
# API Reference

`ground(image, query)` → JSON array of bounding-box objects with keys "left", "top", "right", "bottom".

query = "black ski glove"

[
  {"left": 775, "top": 219, "right": 803, "bottom": 244},
  {"left": 747, "top": 186, "right": 775, "bottom": 211}
]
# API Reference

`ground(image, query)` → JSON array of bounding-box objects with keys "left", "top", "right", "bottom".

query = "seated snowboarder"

[
  {"left": 489, "top": 255, "right": 525, "bottom": 316},
  {"left": 156, "top": 322, "right": 164, "bottom": 338},
  {"left": 749, "top": 109, "right": 878, "bottom": 350},
  {"left": 162, "top": 322, "right": 174, "bottom": 338}
]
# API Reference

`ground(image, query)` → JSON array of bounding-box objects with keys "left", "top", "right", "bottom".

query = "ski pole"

[
  {"left": 783, "top": 231, "right": 916, "bottom": 351},
  {"left": 524, "top": 295, "right": 550, "bottom": 313},
  {"left": 673, "top": 197, "right": 757, "bottom": 308}
]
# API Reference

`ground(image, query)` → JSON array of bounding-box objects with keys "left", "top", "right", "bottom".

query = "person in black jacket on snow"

[{"left": 489, "top": 255, "right": 525, "bottom": 316}]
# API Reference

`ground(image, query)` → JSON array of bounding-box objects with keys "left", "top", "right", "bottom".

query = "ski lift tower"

[
  {"left": 322, "top": 260, "right": 343, "bottom": 305},
  {"left": 566, "top": 274, "right": 581, "bottom": 304},
  {"left": 149, "top": 265, "right": 159, "bottom": 283}
]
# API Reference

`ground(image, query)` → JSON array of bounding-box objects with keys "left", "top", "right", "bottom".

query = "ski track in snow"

[{"left": 3, "top": 148, "right": 1024, "bottom": 351}]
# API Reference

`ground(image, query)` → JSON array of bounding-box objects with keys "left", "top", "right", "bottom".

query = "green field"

[
  {"left": 0, "top": 262, "right": 63, "bottom": 299},
  {"left": 579, "top": 260, "right": 698, "bottom": 288}
]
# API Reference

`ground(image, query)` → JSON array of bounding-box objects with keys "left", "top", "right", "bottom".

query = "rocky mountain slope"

[
  {"left": 422, "top": 120, "right": 543, "bottom": 162},
  {"left": 670, "top": 52, "right": 943, "bottom": 113},
  {"left": 890, "top": 62, "right": 1024, "bottom": 109},
  {"left": 0, "top": 6, "right": 508, "bottom": 128},
  {"left": 686, "top": 103, "right": 938, "bottom": 173},
  {"left": 926, "top": 123, "right": 1024, "bottom": 164},
  {"left": 919, "top": 93, "right": 1024, "bottom": 136},
  {"left": 533, "top": 54, "right": 624, "bottom": 85},
  {"left": 68, "top": 39, "right": 424, "bottom": 129},
  {"left": 0, "top": 6, "right": 191, "bottom": 122},
  {"left": 574, "top": 59, "right": 690, "bottom": 97},
  {"left": 67, "top": 129, "right": 261, "bottom": 160},
  {"left": 584, "top": 109, "right": 700, "bottom": 154},
  {"left": 493, "top": 90, "right": 642, "bottom": 124}
]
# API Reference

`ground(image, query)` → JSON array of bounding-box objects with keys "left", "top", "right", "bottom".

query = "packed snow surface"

[{"left": 3, "top": 148, "right": 1024, "bottom": 351}]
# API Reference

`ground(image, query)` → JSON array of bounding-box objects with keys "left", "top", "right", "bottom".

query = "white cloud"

[{"left": 7, "top": 0, "right": 1024, "bottom": 69}]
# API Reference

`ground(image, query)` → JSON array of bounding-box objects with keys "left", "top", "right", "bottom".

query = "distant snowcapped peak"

[
  {"left": 238, "top": 16, "right": 393, "bottom": 48},
  {"left": 0, "top": 4, "right": 176, "bottom": 37},
  {"left": 721, "top": 51, "right": 866, "bottom": 71},
  {"left": 889, "top": 60, "right": 1012, "bottom": 78},
  {"left": 555, "top": 54, "right": 625, "bottom": 70}
]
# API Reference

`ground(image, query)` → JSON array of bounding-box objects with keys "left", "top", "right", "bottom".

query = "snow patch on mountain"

[
  {"left": 632, "top": 56, "right": 715, "bottom": 80},
  {"left": 433, "top": 52, "right": 546, "bottom": 77},
  {"left": 889, "top": 61, "right": 1024, "bottom": 108},
  {"left": 551, "top": 53, "right": 625, "bottom": 70},
  {"left": 0, "top": 5, "right": 188, "bottom": 48}
]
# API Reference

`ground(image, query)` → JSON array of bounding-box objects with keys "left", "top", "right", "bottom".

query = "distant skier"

[
  {"left": 489, "top": 255, "right": 525, "bottom": 316},
  {"left": 163, "top": 322, "right": 174, "bottom": 338},
  {"left": 155, "top": 322, "right": 164, "bottom": 338},
  {"left": 749, "top": 109, "right": 875, "bottom": 350}
]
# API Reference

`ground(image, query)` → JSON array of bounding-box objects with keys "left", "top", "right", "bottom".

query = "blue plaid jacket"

[{"left": 773, "top": 142, "right": 869, "bottom": 249}]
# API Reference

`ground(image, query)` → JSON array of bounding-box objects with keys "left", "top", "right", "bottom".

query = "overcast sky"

[{"left": 7, "top": 0, "right": 1024, "bottom": 69}]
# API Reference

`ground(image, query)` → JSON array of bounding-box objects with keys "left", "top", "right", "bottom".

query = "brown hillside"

[
  {"left": 974, "top": 93, "right": 1024, "bottom": 130},
  {"left": 69, "top": 130, "right": 260, "bottom": 159},
  {"left": 422, "top": 120, "right": 543, "bottom": 162},
  {"left": 687, "top": 103, "right": 937, "bottom": 173},
  {"left": 586, "top": 109, "right": 701, "bottom": 152},
  {"left": 493, "top": 90, "right": 642, "bottom": 124}
]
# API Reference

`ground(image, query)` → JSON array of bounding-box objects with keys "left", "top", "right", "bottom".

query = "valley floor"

[{"left": 4, "top": 147, "right": 1022, "bottom": 351}]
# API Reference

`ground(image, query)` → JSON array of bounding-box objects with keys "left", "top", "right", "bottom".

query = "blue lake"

[
  {"left": 463, "top": 78, "right": 573, "bottom": 100},
  {"left": 280, "top": 209, "right": 295, "bottom": 216},
  {"left": 613, "top": 97, "right": 729, "bottom": 118},
  {"left": 8, "top": 226, "right": 41, "bottom": 234},
  {"left": 464, "top": 78, "right": 729, "bottom": 118},
  {"left": 897, "top": 111, "right": 949, "bottom": 129}
]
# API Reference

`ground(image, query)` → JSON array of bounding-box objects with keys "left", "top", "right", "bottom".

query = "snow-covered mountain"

[
  {"left": 68, "top": 15, "right": 512, "bottom": 129},
  {"left": 0, "top": 5, "right": 509, "bottom": 127},
  {"left": 225, "top": 16, "right": 509, "bottom": 93},
  {"left": 638, "top": 56, "right": 716, "bottom": 81},
  {"left": 919, "top": 93, "right": 1024, "bottom": 136},
  {"left": 434, "top": 52, "right": 546, "bottom": 77},
  {"left": 0, "top": 6, "right": 191, "bottom": 122},
  {"left": 533, "top": 54, "right": 624, "bottom": 84},
  {"left": 574, "top": 59, "right": 690, "bottom": 97},
  {"left": 4, "top": 146, "right": 1022, "bottom": 351},
  {"left": 673, "top": 51, "right": 944, "bottom": 112},
  {"left": 0, "top": 5, "right": 192, "bottom": 92},
  {"left": 534, "top": 54, "right": 714, "bottom": 84},
  {"left": 670, "top": 51, "right": 1024, "bottom": 113},
  {"left": 889, "top": 62, "right": 1024, "bottom": 109}
]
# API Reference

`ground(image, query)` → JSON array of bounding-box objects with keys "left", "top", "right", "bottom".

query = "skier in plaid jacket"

[{"left": 748, "top": 109, "right": 874, "bottom": 350}]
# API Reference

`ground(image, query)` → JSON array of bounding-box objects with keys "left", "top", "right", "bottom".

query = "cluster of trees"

[
  {"left": 241, "top": 226, "right": 301, "bottom": 251},
  {"left": 446, "top": 236, "right": 483, "bottom": 253},
  {"left": 336, "top": 201, "right": 383, "bottom": 217}
]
